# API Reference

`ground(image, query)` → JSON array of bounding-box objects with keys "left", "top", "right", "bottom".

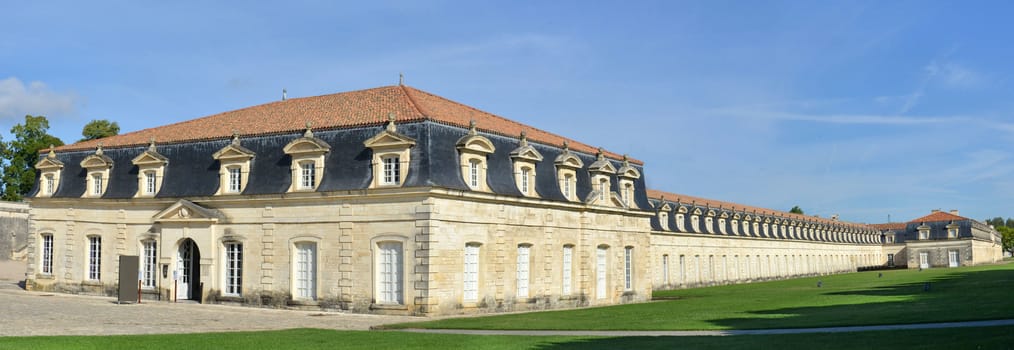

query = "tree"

[
  {"left": 79, "top": 119, "right": 120, "bottom": 142},
  {"left": 998, "top": 226, "right": 1014, "bottom": 257},
  {"left": 987, "top": 217, "right": 1005, "bottom": 227},
  {"left": 789, "top": 206, "right": 804, "bottom": 215},
  {"left": 1, "top": 115, "right": 64, "bottom": 201},
  {"left": 1006, "top": 217, "right": 1014, "bottom": 228}
]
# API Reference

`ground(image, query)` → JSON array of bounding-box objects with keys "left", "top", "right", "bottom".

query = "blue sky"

[{"left": 2, "top": 1, "right": 1013, "bottom": 223}]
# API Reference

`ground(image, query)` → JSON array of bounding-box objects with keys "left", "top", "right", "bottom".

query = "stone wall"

[{"left": 0, "top": 202, "right": 29, "bottom": 261}]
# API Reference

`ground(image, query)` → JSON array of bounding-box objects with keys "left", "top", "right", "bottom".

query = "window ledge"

[
  {"left": 289, "top": 299, "right": 319, "bottom": 306},
  {"left": 370, "top": 303, "right": 408, "bottom": 310},
  {"left": 82, "top": 280, "right": 102, "bottom": 286},
  {"left": 35, "top": 274, "right": 55, "bottom": 280}
]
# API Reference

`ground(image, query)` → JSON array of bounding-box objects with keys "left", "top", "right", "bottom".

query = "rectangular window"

[
  {"left": 562, "top": 246, "right": 573, "bottom": 295},
  {"left": 378, "top": 242, "right": 403, "bottom": 304},
  {"left": 92, "top": 174, "right": 103, "bottom": 195},
  {"left": 228, "top": 167, "right": 242, "bottom": 193},
  {"left": 662, "top": 254, "right": 669, "bottom": 285},
  {"left": 469, "top": 161, "right": 479, "bottom": 188},
  {"left": 300, "top": 162, "right": 316, "bottom": 189},
  {"left": 563, "top": 174, "right": 572, "bottom": 199},
  {"left": 599, "top": 180, "right": 608, "bottom": 200},
  {"left": 88, "top": 236, "right": 101, "bottom": 280},
  {"left": 41, "top": 235, "right": 53, "bottom": 275},
  {"left": 142, "top": 240, "right": 157, "bottom": 288},
  {"left": 679, "top": 254, "right": 686, "bottom": 284},
  {"left": 919, "top": 230, "right": 929, "bottom": 240},
  {"left": 516, "top": 245, "right": 530, "bottom": 298},
  {"left": 948, "top": 250, "right": 959, "bottom": 267},
  {"left": 45, "top": 175, "right": 54, "bottom": 195},
  {"left": 225, "top": 242, "right": 243, "bottom": 296},
  {"left": 295, "top": 242, "right": 316, "bottom": 300},
  {"left": 947, "top": 228, "right": 958, "bottom": 238},
  {"left": 463, "top": 244, "right": 479, "bottom": 301},
  {"left": 383, "top": 157, "right": 400, "bottom": 185},
  {"left": 145, "top": 171, "right": 156, "bottom": 195},
  {"left": 919, "top": 252, "right": 929, "bottom": 269},
  {"left": 623, "top": 184, "right": 632, "bottom": 206},
  {"left": 520, "top": 168, "right": 530, "bottom": 194},
  {"left": 624, "top": 247, "right": 633, "bottom": 291},
  {"left": 596, "top": 247, "right": 607, "bottom": 299},
  {"left": 887, "top": 253, "right": 895, "bottom": 267}
]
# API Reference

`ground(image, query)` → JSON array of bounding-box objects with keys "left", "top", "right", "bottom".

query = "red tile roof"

[
  {"left": 908, "top": 211, "right": 967, "bottom": 223},
  {"left": 49, "top": 85, "right": 640, "bottom": 164},
  {"left": 869, "top": 223, "right": 906, "bottom": 231},
  {"left": 646, "top": 189, "right": 871, "bottom": 229}
]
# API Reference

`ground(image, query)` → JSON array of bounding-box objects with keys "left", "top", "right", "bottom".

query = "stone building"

[
  {"left": 873, "top": 210, "right": 1002, "bottom": 269},
  {"left": 23, "top": 84, "right": 1003, "bottom": 315},
  {"left": 0, "top": 201, "right": 29, "bottom": 261}
]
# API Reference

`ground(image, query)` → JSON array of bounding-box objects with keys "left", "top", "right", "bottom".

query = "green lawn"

[
  {"left": 3, "top": 326, "right": 1014, "bottom": 350},
  {"left": 389, "top": 262, "right": 1014, "bottom": 330}
]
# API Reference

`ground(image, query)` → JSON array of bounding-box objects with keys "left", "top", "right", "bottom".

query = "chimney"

[
  {"left": 950, "top": 209, "right": 959, "bottom": 216},
  {"left": 931, "top": 209, "right": 940, "bottom": 213}
]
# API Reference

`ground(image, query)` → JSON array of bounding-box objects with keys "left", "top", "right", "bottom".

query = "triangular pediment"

[
  {"left": 131, "top": 150, "right": 168, "bottom": 166},
  {"left": 744, "top": 214, "right": 753, "bottom": 221},
  {"left": 732, "top": 213, "right": 741, "bottom": 220},
  {"left": 692, "top": 208, "right": 703, "bottom": 215},
  {"left": 510, "top": 145, "right": 544, "bottom": 162},
  {"left": 154, "top": 199, "right": 221, "bottom": 223},
  {"left": 284, "top": 137, "right": 331, "bottom": 155},
  {"left": 213, "top": 143, "right": 256, "bottom": 161},
  {"left": 80, "top": 154, "right": 114, "bottom": 169},
  {"left": 658, "top": 203, "right": 672, "bottom": 212},
  {"left": 364, "top": 130, "right": 416, "bottom": 149},
  {"left": 588, "top": 159, "right": 616, "bottom": 174},
  {"left": 34, "top": 157, "right": 64, "bottom": 170}
]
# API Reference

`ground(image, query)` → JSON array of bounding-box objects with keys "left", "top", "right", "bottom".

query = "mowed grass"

[
  {"left": 389, "top": 262, "right": 1014, "bottom": 330},
  {"left": 4, "top": 326, "right": 1014, "bottom": 350}
]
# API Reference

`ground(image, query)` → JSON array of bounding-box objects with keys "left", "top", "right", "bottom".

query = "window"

[
  {"left": 520, "top": 167, "right": 531, "bottom": 194},
  {"left": 623, "top": 184, "right": 633, "bottom": 206},
  {"left": 516, "top": 245, "right": 530, "bottom": 298},
  {"left": 142, "top": 240, "right": 157, "bottom": 288},
  {"left": 228, "top": 167, "right": 242, "bottom": 193},
  {"left": 144, "top": 171, "right": 156, "bottom": 195},
  {"left": 563, "top": 174, "right": 573, "bottom": 199},
  {"left": 919, "top": 229, "right": 929, "bottom": 240},
  {"left": 596, "top": 246, "right": 607, "bottom": 299},
  {"left": 88, "top": 236, "right": 101, "bottom": 280},
  {"left": 659, "top": 212, "right": 670, "bottom": 231},
  {"left": 44, "top": 175, "right": 54, "bottom": 195},
  {"left": 948, "top": 250, "right": 959, "bottom": 267},
  {"left": 224, "top": 242, "right": 243, "bottom": 296},
  {"left": 41, "top": 235, "right": 53, "bottom": 275},
  {"left": 382, "top": 156, "right": 400, "bottom": 185},
  {"left": 377, "top": 241, "right": 403, "bottom": 304},
  {"left": 679, "top": 255, "right": 686, "bottom": 284},
  {"left": 599, "top": 179, "right": 608, "bottom": 201},
  {"left": 947, "top": 228, "right": 958, "bottom": 238},
  {"left": 300, "top": 162, "right": 316, "bottom": 189},
  {"left": 91, "top": 174, "right": 103, "bottom": 196},
  {"left": 624, "top": 247, "right": 633, "bottom": 291},
  {"left": 562, "top": 245, "right": 573, "bottom": 295},
  {"left": 469, "top": 160, "right": 480, "bottom": 189},
  {"left": 294, "top": 242, "right": 316, "bottom": 300},
  {"left": 464, "top": 243, "right": 479, "bottom": 301},
  {"left": 662, "top": 254, "right": 669, "bottom": 285}
]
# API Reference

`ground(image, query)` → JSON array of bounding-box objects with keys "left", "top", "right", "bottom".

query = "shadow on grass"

[{"left": 708, "top": 267, "right": 1014, "bottom": 330}]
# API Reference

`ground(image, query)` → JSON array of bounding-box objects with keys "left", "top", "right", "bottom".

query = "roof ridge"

[
  {"left": 398, "top": 84, "right": 428, "bottom": 118},
  {"left": 646, "top": 189, "right": 869, "bottom": 228}
]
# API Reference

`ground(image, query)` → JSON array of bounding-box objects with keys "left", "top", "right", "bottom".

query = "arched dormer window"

[
  {"left": 616, "top": 155, "right": 640, "bottom": 209},
  {"left": 718, "top": 212, "right": 728, "bottom": 235},
  {"left": 731, "top": 214, "right": 740, "bottom": 235},
  {"left": 131, "top": 139, "right": 168, "bottom": 197},
  {"left": 676, "top": 206, "right": 688, "bottom": 232},
  {"left": 364, "top": 115, "right": 415, "bottom": 188},
  {"left": 456, "top": 121, "right": 495, "bottom": 192},
  {"left": 554, "top": 141, "right": 583, "bottom": 202},
  {"left": 657, "top": 203, "right": 672, "bottom": 231},
  {"left": 587, "top": 148, "right": 617, "bottom": 205},
  {"left": 284, "top": 125, "right": 331, "bottom": 192},
  {"left": 510, "top": 132, "right": 543, "bottom": 198},
  {"left": 690, "top": 208, "right": 702, "bottom": 233},
  {"left": 34, "top": 146, "right": 64, "bottom": 197},
  {"left": 213, "top": 134, "right": 256, "bottom": 195},
  {"left": 80, "top": 145, "right": 114, "bottom": 198}
]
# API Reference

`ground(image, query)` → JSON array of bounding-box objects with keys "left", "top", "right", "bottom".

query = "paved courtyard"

[{"left": 0, "top": 261, "right": 423, "bottom": 336}]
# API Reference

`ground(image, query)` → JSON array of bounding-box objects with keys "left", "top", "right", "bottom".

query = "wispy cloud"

[
  {"left": 703, "top": 107, "right": 964, "bottom": 125},
  {"left": 0, "top": 77, "right": 78, "bottom": 120},
  {"left": 924, "top": 61, "right": 986, "bottom": 89}
]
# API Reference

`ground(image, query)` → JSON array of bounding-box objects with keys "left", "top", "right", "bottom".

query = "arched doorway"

[{"left": 176, "top": 238, "right": 201, "bottom": 301}]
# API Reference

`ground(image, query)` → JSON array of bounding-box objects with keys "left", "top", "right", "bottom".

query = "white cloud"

[
  {"left": 924, "top": 61, "right": 985, "bottom": 88},
  {"left": 0, "top": 77, "right": 78, "bottom": 120},
  {"left": 703, "top": 107, "right": 963, "bottom": 125}
]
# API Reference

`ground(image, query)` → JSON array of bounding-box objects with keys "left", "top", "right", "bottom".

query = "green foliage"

[
  {"left": 1, "top": 115, "right": 64, "bottom": 201},
  {"left": 789, "top": 206, "right": 804, "bottom": 214},
  {"left": 394, "top": 263, "right": 1014, "bottom": 331},
  {"left": 997, "top": 226, "right": 1014, "bottom": 256},
  {"left": 79, "top": 119, "right": 119, "bottom": 142},
  {"left": 987, "top": 217, "right": 1004, "bottom": 227}
]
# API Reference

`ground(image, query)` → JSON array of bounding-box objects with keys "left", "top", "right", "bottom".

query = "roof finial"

[
  {"left": 47, "top": 144, "right": 56, "bottom": 159},
  {"left": 562, "top": 140, "right": 570, "bottom": 152},
  {"left": 596, "top": 147, "right": 605, "bottom": 160},
  {"left": 399, "top": 73, "right": 404, "bottom": 86},
  {"left": 304, "top": 121, "right": 314, "bottom": 138},
  {"left": 386, "top": 113, "right": 397, "bottom": 132},
  {"left": 282, "top": 89, "right": 287, "bottom": 101},
  {"left": 95, "top": 143, "right": 104, "bottom": 156},
  {"left": 148, "top": 138, "right": 157, "bottom": 152},
  {"left": 519, "top": 131, "right": 528, "bottom": 146},
  {"left": 622, "top": 154, "right": 630, "bottom": 166},
  {"left": 468, "top": 119, "right": 477, "bottom": 135},
  {"left": 231, "top": 130, "right": 241, "bottom": 145}
]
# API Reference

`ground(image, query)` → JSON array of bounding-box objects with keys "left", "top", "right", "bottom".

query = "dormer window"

[
  {"left": 718, "top": 218, "right": 728, "bottom": 234},
  {"left": 616, "top": 155, "right": 641, "bottom": 209},
  {"left": 132, "top": 140, "right": 168, "bottom": 198},
  {"left": 659, "top": 212, "right": 670, "bottom": 231},
  {"left": 918, "top": 224, "right": 930, "bottom": 240},
  {"left": 80, "top": 145, "right": 114, "bottom": 198},
  {"left": 599, "top": 179, "right": 608, "bottom": 201},
  {"left": 214, "top": 134, "right": 256, "bottom": 195},
  {"left": 284, "top": 125, "right": 330, "bottom": 192},
  {"left": 456, "top": 121, "right": 495, "bottom": 192},
  {"left": 34, "top": 146, "right": 65, "bottom": 198},
  {"left": 731, "top": 219, "right": 739, "bottom": 235},
  {"left": 554, "top": 142, "right": 583, "bottom": 201},
  {"left": 946, "top": 223, "right": 959, "bottom": 239},
  {"left": 705, "top": 217, "right": 714, "bottom": 233},
  {"left": 469, "top": 160, "right": 481, "bottom": 188},
  {"left": 365, "top": 115, "right": 415, "bottom": 189},
  {"left": 690, "top": 214, "right": 700, "bottom": 232},
  {"left": 563, "top": 174, "right": 573, "bottom": 199},
  {"left": 676, "top": 213, "right": 686, "bottom": 232},
  {"left": 510, "top": 132, "right": 543, "bottom": 198},
  {"left": 587, "top": 148, "right": 617, "bottom": 205}
]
